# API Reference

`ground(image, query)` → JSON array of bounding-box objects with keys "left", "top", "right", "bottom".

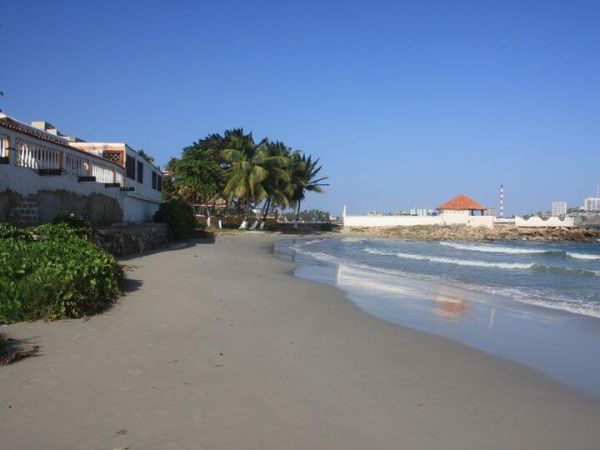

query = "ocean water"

[
  {"left": 275, "top": 237, "right": 600, "bottom": 397},
  {"left": 293, "top": 238, "right": 600, "bottom": 318}
]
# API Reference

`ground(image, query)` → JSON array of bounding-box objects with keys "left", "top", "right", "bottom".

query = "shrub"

[
  {"left": 0, "top": 223, "right": 30, "bottom": 240},
  {"left": 319, "top": 222, "right": 339, "bottom": 232},
  {"left": 154, "top": 197, "right": 196, "bottom": 240},
  {"left": 0, "top": 224, "right": 124, "bottom": 324},
  {"left": 52, "top": 213, "right": 92, "bottom": 237}
]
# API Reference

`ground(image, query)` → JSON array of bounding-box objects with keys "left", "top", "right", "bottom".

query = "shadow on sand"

[{"left": 117, "top": 234, "right": 216, "bottom": 262}]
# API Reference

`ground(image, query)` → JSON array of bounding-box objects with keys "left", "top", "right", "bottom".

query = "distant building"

[
  {"left": 584, "top": 198, "right": 600, "bottom": 212},
  {"left": 551, "top": 201, "right": 567, "bottom": 217}
]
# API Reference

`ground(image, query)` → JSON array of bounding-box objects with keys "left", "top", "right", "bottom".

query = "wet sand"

[{"left": 1, "top": 233, "right": 599, "bottom": 449}]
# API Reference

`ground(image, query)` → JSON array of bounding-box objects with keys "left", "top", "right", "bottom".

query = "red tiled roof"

[{"left": 437, "top": 194, "right": 485, "bottom": 211}]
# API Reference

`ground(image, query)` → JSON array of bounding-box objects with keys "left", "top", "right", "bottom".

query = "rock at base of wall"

[
  {"left": 345, "top": 224, "right": 600, "bottom": 242},
  {"left": 92, "top": 223, "right": 169, "bottom": 256}
]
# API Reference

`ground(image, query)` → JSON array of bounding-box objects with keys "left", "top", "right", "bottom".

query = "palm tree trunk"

[
  {"left": 260, "top": 197, "right": 271, "bottom": 230},
  {"left": 239, "top": 200, "right": 249, "bottom": 230},
  {"left": 294, "top": 199, "right": 301, "bottom": 229}
]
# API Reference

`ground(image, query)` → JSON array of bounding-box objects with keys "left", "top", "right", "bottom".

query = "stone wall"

[{"left": 92, "top": 222, "right": 169, "bottom": 256}]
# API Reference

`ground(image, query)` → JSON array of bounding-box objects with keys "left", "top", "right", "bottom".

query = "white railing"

[
  {"left": 15, "top": 138, "right": 62, "bottom": 170},
  {"left": 11, "top": 136, "right": 124, "bottom": 185},
  {"left": 114, "top": 170, "right": 124, "bottom": 186},
  {"left": 91, "top": 161, "right": 117, "bottom": 184},
  {"left": 64, "top": 152, "right": 87, "bottom": 177}
]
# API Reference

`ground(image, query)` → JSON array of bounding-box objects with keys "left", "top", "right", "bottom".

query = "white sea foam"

[
  {"left": 439, "top": 241, "right": 549, "bottom": 255},
  {"left": 292, "top": 239, "right": 323, "bottom": 249},
  {"left": 566, "top": 252, "right": 600, "bottom": 260},
  {"left": 481, "top": 289, "right": 600, "bottom": 319},
  {"left": 364, "top": 247, "right": 534, "bottom": 270}
]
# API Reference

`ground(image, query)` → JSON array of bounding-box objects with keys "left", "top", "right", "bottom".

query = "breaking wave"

[
  {"left": 439, "top": 241, "right": 550, "bottom": 255},
  {"left": 364, "top": 247, "right": 534, "bottom": 270},
  {"left": 567, "top": 252, "right": 600, "bottom": 260}
]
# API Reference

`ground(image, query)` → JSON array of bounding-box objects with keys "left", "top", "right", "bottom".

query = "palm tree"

[
  {"left": 258, "top": 141, "right": 294, "bottom": 229},
  {"left": 290, "top": 154, "right": 328, "bottom": 228},
  {"left": 137, "top": 149, "right": 155, "bottom": 165},
  {"left": 222, "top": 130, "right": 287, "bottom": 229}
]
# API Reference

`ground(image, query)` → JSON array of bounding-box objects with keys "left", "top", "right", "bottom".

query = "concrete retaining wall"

[
  {"left": 0, "top": 164, "right": 123, "bottom": 226},
  {"left": 124, "top": 196, "right": 160, "bottom": 223}
]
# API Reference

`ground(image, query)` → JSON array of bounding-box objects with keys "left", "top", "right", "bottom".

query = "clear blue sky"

[{"left": 2, "top": 0, "right": 599, "bottom": 216}]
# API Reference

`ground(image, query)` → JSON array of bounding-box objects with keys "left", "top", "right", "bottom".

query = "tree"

[
  {"left": 166, "top": 135, "right": 226, "bottom": 208},
  {"left": 221, "top": 130, "right": 288, "bottom": 229},
  {"left": 164, "top": 128, "right": 329, "bottom": 231},
  {"left": 258, "top": 141, "right": 295, "bottom": 229},
  {"left": 290, "top": 154, "right": 328, "bottom": 228},
  {"left": 137, "top": 149, "right": 155, "bottom": 165}
]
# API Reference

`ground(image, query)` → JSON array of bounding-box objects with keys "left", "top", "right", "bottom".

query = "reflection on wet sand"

[
  {"left": 433, "top": 287, "right": 469, "bottom": 321},
  {"left": 335, "top": 264, "right": 424, "bottom": 297},
  {"left": 335, "top": 264, "right": 471, "bottom": 321}
]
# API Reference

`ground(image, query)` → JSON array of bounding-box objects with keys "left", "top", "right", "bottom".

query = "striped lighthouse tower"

[{"left": 499, "top": 184, "right": 504, "bottom": 218}]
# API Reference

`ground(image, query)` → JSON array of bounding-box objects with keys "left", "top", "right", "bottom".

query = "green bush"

[
  {"left": 52, "top": 213, "right": 92, "bottom": 237},
  {"left": 154, "top": 197, "right": 196, "bottom": 239},
  {"left": 0, "top": 224, "right": 124, "bottom": 324},
  {"left": 0, "top": 223, "right": 30, "bottom": 240}
]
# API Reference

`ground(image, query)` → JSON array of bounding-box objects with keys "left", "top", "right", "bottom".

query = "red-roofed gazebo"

[{"left": 437, "top": 194, "right": 486, "bottom": 216}]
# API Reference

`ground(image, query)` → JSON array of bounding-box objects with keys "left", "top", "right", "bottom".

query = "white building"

[
  {"left": 0, "top": 113, "right": 162, "bottom": 225},
  {"left": 584, "top": 197, "right": 600, "bottom": 212},
  {"left": 551, "top": 201, "right": 567, "bottom": 217},
  {"left": 70, "top": 142, "right": 162, "bottom": 222}
]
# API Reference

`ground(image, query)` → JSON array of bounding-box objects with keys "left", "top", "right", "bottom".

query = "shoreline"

[{"left": 1, "top": 233, "right": 599, "bottom": 449}]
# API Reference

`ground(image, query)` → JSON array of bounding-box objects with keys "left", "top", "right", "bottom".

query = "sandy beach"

[{"left": 1, "top": 233, "right": 599, "bottom": 450}]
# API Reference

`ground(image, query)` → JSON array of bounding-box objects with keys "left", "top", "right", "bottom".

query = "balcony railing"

[{"left": 7, "top": 136, "right": 124, "bottom": 185}]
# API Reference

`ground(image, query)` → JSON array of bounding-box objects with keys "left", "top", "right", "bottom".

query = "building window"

[
  {"left": 152, "top": 171, "right": 157, "bottom": 190},
  {"left": 0, "top": 134, "right": 9, "bottom": 158},
  {"left": 126, "top": 157, "right": 136, "bottom": 180},
  {"left": 137, "top": 160, "right": 144, "bottom": 184},
  {"left": 157, "top": 175, "right": 162, "bottom": 192}
]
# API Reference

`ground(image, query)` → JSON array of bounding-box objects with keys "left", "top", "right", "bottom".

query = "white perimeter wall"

[
  {"left": 515, "top": 216, "right": 576, "bottom": 228},
  {"left": 343, "top": 213, "right": 494, "bottom": 228}
]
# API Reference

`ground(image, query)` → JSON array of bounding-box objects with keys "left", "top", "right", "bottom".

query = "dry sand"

[{"left": 1, "top": 233, "right": 599, "bottom": 449}]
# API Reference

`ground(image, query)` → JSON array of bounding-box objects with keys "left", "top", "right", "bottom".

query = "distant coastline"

[{"left": 342, "top": 224, "right": 600, "bottom": 242}]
